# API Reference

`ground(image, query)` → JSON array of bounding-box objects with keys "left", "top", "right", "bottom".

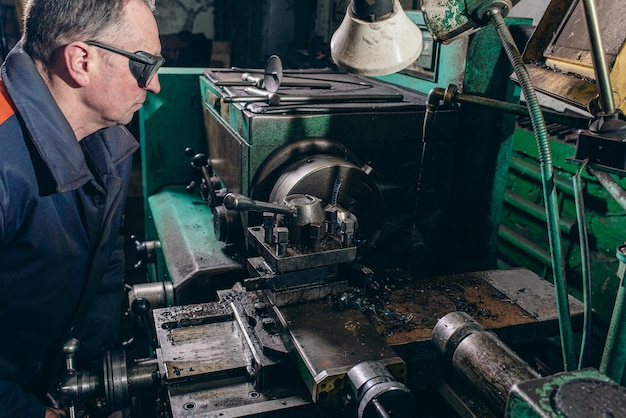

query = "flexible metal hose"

[{"left": 488, "top": 8, "right": 576, "bottom": 371}]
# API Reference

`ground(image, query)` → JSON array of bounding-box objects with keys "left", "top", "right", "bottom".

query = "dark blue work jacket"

[{"left": 0, "top": 43, "right": 139, "bottom": 416}]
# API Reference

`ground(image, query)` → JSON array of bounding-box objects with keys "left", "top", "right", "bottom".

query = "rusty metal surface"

[
  {"left": 360, "top": 268, "right": 584, "bottom": 347},
  {"left": 520, "top": 0, "right": 626, "bottom": 114},
  {"left": 372, "top": 271, "right": 531, "bottom": 346},
  {"left": 512, "top": 65, "right": 600, "bottom": 113},
  {"left": 544, "top": 0, "right": 626, "bottom": 75}
]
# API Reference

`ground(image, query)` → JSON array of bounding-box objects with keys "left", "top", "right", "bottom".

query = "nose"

[{"left": 145, "top": 74, "right": 161, "bottom": 94}]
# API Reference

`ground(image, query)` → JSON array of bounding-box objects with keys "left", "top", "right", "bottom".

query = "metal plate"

[
  {"left": 544, "top": 0, "right": 626, "bottom": 76},
  {"left": 167, "top": 381, "right": 314, "bottom": 417},
  {"left": 275, "top": 300, "right": 406, "bottom": 408},
  {"left": 154, "top": 303, "right": 249, "bottom": 382},
  {"left": 554, "top": 378, "right": 626, "bottom": 418}
]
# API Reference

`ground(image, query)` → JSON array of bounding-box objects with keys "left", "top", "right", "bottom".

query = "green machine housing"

[{"left": 138, "top": 13, "right": 526, "bottom": 305}]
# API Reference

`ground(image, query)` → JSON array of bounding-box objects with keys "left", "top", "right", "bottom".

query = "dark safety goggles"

[{"left": 85, "top": 40, "right": 165, "bottom": 88}]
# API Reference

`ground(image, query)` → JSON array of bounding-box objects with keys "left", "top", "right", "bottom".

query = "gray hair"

[{"left": 23, "top": 0, "right": 157, "bottom": 64}]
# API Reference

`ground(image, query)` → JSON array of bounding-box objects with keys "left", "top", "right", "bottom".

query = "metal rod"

[
  {"left": 283, "top": 73, "right": 374, "bottom": 87},
  {"left": 223, "top": 93, "right": 404, "bottom": 105},
  {"left": 229, "top": 67, "right": 375, "bottom": 87},
  {"left": 590, "top": 169, "right": 626, "bottom": 212},
  {"left": 424, "top": 85, "right": 589, "bottom": 135},
  {"left": 371, "top": 398, "right": 392, "bottom": 418},
  {"left": 572, "top": 160, "right": 592, "bottom": 369},
  {"left": 215, "top": 80, "right": 332, "bottom": 89},
  {"left": 454, "top": 92, "right": 589, "bottom": 129},
  {"left": 591, "top": 168, "right": 626, "bottom": 381},
  {"left": 223, "top": 193, "right": 293, "bottom": 215},
  {"left": 432, "top": 312, "right": 540, "bottom": 415},
  {"left": 258, "top": 93, "right": 404, "bottom": 102},
  {"left": 600, "top": 244, "right": 626, "bottom": 383},
  {"left": 581, "top": 0, "right": 615, "bottom": 113}
]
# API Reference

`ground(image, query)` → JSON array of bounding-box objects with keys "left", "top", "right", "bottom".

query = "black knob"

[{"left": 185, "top": 180, "right": 197, "bottom": 194}]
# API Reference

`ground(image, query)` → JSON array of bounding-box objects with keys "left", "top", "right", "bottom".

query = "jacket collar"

[{"left": 1, "top": 41, "right": 138, "bottom": 193}]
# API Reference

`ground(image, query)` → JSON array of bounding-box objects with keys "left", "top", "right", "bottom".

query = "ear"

[{"left": 62, "top": 42, "right": 93, "bottom": 87}]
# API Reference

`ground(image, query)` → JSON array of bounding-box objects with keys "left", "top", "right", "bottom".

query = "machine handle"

[{"left": 223, "top": 193, "right": 293, "bottom": 216}]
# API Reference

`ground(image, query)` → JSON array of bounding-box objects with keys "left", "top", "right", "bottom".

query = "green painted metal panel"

[
  {"left": 500, "top": 125, "right": 626, "bottom": 328},
  {"left": 198, "top": 74, "right": 450, "bottom": 200},
  {"left": 147, "top": 187, "right": 243, "bottom": 293},
  {"left": 139, "top": 68, "right": 207, "bottom": 197},
  {"left": 138, "top": 68, "right": 211, "bottom": 283}
]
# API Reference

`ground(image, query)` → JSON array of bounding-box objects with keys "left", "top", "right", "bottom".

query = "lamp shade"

[{"left": 330, "top": 0, "right": 423, "bottom": 76}]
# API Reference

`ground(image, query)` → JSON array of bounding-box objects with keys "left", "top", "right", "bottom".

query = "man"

[{"left": 0, "top": 0, "right": 163, "bottom": 416}]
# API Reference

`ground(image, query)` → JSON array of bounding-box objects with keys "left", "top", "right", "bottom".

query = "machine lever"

[
  {"left": 132, "top": 298, "right": 157, "bottom": 349},
  {"left": 371, "top": 398, "right": 392, "bottom": 418},
  {"left": 223, "top": 193, "right": 293, "bottom": 216}
]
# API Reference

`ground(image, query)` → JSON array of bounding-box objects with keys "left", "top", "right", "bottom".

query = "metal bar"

[
  {"left": 572, "top": 160, "right": 592, "bottom": 369},
  {"left": 432, "top": 312, "right": 540, "bottom": 415},
  {"left": 600, "top": 244, "right": 626, "bottom": 383},
  {"left": 223, "top": 193, "right": 293, "bottom": 215},
  {"left": 581, "top": 0, "right": 615, "bottom": 113},
  {"left": 454, "top": 92, "right": 589, "bottom": 129},
  {"left": 222, "top": 93, "right": 404, "bottom": 105},
  {"left": 590, "top": 169, "right": 626, "bottom": 212},
  {"left": 229, "top": 67, "right": 375, "bottom": 86},
  {"left": 214, "top": 80, "right": 332, "bottom": 89},
  {"left": 591, "top": 168, "right": 626, "bottom": 382}
]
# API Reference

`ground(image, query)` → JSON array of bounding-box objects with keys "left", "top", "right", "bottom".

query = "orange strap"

[{"left": 0, "top": 79, "right": 16, "bottom": 125}]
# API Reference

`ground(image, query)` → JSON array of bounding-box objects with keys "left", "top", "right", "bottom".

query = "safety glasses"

[{"left": 85, "top": 40, "right": 165, "bottom": 88}]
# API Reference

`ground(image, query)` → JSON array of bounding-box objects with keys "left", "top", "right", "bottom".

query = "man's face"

[{"left": 87, "top": 0, "right": 162, "bottom": 127}]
